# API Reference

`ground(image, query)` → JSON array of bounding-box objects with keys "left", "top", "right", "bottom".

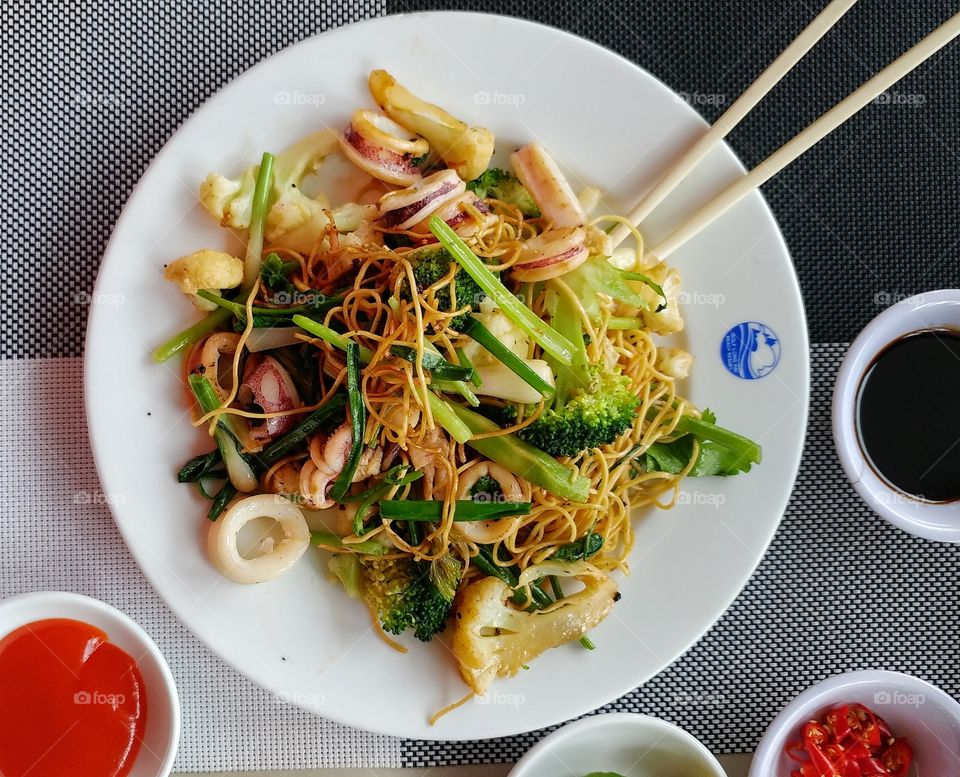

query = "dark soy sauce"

[{"left": 856, "top": 329, "right": 960, "bottom": 502}]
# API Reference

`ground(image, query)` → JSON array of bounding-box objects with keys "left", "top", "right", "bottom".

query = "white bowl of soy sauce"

[{"left": 834, "top": 289, "right": 960, "bottom": 542}]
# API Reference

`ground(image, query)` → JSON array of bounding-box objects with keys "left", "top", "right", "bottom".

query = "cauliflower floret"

[
  {"left": 640, "top": 263, "right": 684, "bottom": 335},
  {"left": 655, "top": 347, "right": 693, "bottom": 380},
  {"left": 164, "top": 249, "right": 243, "bottom": 310},
  {"left": 199, "top": 130, "right": 340, "bottom": 231},
  {"left": 461, "top": 298, "right": 530, "bottom": 368},
  {"left": 451, "top": 571, "right": 618, "bottom": 695},
  {"left": 199, "top": 168, "right": 256, "bottom": 229},
  {"left": 266, "top": 193, "right": 380, "bottom": 256},
  {"left": 265, "top": 187, "right": 331, "bottom": 255}
]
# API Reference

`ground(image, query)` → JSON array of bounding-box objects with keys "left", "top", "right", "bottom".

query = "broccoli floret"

[
  {"left": 361, "top": 555, "right": 462, "bottom": 642},
  {"left": 516, "top": 259, "right": 645, "bottom": 457},
  {"left": 519, "top": 371, "right": 640, "bottom": 457},
  {"left": 404, "top": 245, "right": 492, "bottom": 330},
  {"left": 467, "top": 168, "right": 541, "bottom": 218}
]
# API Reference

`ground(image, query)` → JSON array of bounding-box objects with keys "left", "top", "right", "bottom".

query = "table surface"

[
  {"left": 3, "top": 0, "right": 960, "bottom": 772},
  {"left": 179, "top": 761, "right": 753, "bottom": 777}
]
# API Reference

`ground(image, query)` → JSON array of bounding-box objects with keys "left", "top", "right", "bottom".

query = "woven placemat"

[{"left": 2, "top": 0, "right": 959, "bottom": 770}]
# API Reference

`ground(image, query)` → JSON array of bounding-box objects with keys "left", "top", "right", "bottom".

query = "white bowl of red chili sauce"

[
  {"left": 750, "top": 670, "right": 960, "bottom": 776},
  {"left": 0, "top": 591, "right": 180, "bottom": 777}
]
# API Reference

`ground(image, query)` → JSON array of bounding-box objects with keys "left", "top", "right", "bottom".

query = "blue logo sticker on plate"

[{"left": 720, "top": 322, "right": 780, "bottom": 380}]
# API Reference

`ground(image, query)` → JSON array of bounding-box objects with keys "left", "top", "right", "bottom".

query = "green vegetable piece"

[
  {"left": 516, "top": 275, "right": 641, "bottom": 457},
  {"left": 178, "top": 449, "right": 223, "bottom": 483},
  {"left": 462, "top": 315, "right": 555, "bottom": 398},
  {"left": 311, "top": 531, "right": 388, "bottom": 556},
  {"left": 451, "top": 404, "right": 590, "bottom": 502},
  {"left": 329, "top": 343, "right": 365, "bottom": 502},
  {"left": 552, "top": 533, "right": 604, "bottom": 561},
  {"left": 153, "top": 307, "right": 231, "bottom": 363},
  {"left": 584, "top": 772, "right": 626, "bottom": 777},
  {"left": 640, "top": 410, "right": 761, "bottom": 477},
  {"left": 258, "top": 394, "right": 346, "bottom": 467},
  {"left": 291, "top": 315, "right": 376, "bottom": 364},
  {"left": 378, "top": 500, "right": 532, "bottom": 522},
  {"left": 260, "top": 252, "right": 298, "bottom": 294},
  {"left": 327, "top": 554, "right": 363, "bottom": 598},
  {"left": 401, "top": 244, "right": 490, "bottom": 330},
  {"left": 346, "top": 465, "right": 423, "bottom": 536},
  {"left": 562, "top": 257, "right": 651, "bottom": 324},
  {"left": 208, "top": 482, "right": 236, "bottom": 521},
  {"left": 469, "top": 474, "right": 503, "bottom": 502},
  {"left": 429, "top": 216, "right": 575, "bottom": 365},
  {"left": 467, "top": 168, "right": 540, "bottom": 218},
  {"left": 390, "top": 344, "right": 476, "bottom": 382},
  {"left": 363, "top": 557, "right": 460, "bottom": 641},
  {"left": 198, "top": 288, "right": 342, "bottom": 328},
  {"left": 244, "top": 151, "right": 275, "bottom": 284}
]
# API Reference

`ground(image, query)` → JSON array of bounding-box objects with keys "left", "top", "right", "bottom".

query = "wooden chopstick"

[
  {"left": 647, "top": 10, "right": 960, "bottom": 260},
  {"left": 608, "top": 0, "right": 859, "bottom": 250}
]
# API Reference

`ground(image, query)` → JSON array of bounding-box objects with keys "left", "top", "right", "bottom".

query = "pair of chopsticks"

[{"left": 609, "top": 1, "right": 960, "bottom": 258}]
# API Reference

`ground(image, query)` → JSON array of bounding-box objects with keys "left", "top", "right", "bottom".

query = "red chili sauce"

[{"left": 0, "top": 618, "right": 147, "bottom": 777}]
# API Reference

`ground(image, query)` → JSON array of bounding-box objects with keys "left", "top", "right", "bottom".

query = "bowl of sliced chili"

[{"left": 750, "top": 670, "right": 960, "bottom": 776}]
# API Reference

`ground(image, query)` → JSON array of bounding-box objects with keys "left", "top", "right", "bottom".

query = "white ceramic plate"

[{"left": 86, "top": 12, "right": 809, "bottom": 740}]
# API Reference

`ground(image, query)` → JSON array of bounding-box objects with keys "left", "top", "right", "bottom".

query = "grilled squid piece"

[
  {"left": 299, "top": 422, "right": 384, "bottom": 509},
  {"left": 196, "top": 332, "right": 241, "bottom": 401},
  {"left": 321, "top": 421, "right": 384, "bottom": 481},
  {"left": 369, "top": 69, "right": 494, "bottom": 181},
  {"left": 408, "top": 426, "right": 451, "bottom": 499},
  {"left": 208, "top": 495, "right": 310, "bottom": 584},
  {"left": 299, "top": 458, "right": 337, "bottom": 510},
  {"left": 239, "top": 355, "right": 302, "bottom": 441},
  {"left": 511, "top": 142, "right": 586, "bottom": 228},
  {"left": 454, "top": 462, "right": 523, "bottom": 544},
  {"left": 339, "top": 109, "right": 429, "bottom": 186},
  {"left": 511, "top": 227, "right": 589, "bottom": 283},
  {"left": 410, "top": 190, "right": 496, "bottom": 238},
  {"left": 377, "top": 169, "right": 465, "bottom": 230}
]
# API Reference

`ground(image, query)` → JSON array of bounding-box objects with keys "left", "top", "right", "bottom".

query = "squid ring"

[
  {"left": 454, "top": 461, "right": 523, "bottom": 544},
  {"left": 339, "top": 109, "right": 428, "bottom": 186},
  {"left": 377, "top": 169, "right": 466, "bottom": 230},
  {"left": 208, "top": 494, "right": 310, "bottom": 584},
  {"left": 410, "top": 191, "right": 495, "bottom": 238},
  {"left": 511, "top": 227, "right": 589, "bottom": 283}
]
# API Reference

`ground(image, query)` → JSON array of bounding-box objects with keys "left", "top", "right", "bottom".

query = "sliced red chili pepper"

[
  {"left": 805, "top": 741, "right": 842, "bottom": 777},
  {"left": 829, "top": 705, "right": 853, "bottom": 742},
  {"left": 857, "top": 757, "right": 887, "bottom": 776},
  {"left": 882, "top": 739, "right": 913, "bottom": 777},
  {"left": 823, "top": 743, "right": 846, "bottom": 762},
  {"left": 843, "top": 740, "right": 872, "bottom": 761},
  {"left": 785, "top": 704, "right": 911, "bottom": 777},
  {"left": 803, "top": 721, "right": 832, "bottom": 748},
  {"left": 841, "top": 758, "right": 863, "bottom": 777},
  {"left": 843, "top": 704, "right": 881, "bottom": 749}
]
